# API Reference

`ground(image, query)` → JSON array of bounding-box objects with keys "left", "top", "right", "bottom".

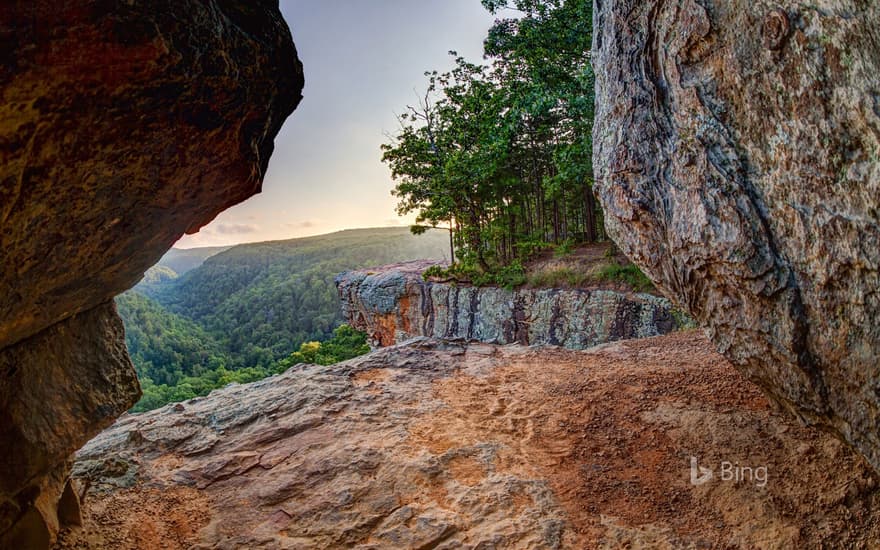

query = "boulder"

[
  {"left": 0, "top": 303, "right": 139, "bottom": 548},
  {"left": 592, "top": 1, "right": 880, "bottom": 470},
  {"left": 0, "top": 0, "right": 302, "bottom": 544},
  {"left": 0, "top": 0, "right": 302, "bottom": 349}
]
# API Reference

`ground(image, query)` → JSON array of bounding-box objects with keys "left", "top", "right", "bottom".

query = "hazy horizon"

[
  {"left": 173, "top": 225, "right": 449, "bottom": 251},
  {"left": 176, "top": 1, "right": 497, "bottom": 247}
]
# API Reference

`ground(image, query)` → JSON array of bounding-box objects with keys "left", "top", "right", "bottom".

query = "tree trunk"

[{"left": 448, "top": 221, "right": 455, "bottom": 265}]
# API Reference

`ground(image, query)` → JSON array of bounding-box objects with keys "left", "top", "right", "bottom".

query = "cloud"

[
  {"left": 284, "top": 220, "right": 316, "bottom": 229},
  {"left": 215, "top": 223, "right": 259, "bottom": 235}
]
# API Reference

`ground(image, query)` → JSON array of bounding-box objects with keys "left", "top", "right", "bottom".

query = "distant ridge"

[
  {"left": 118, "top": 227, "right": 450, "bottom": 408},
  {"left": 156, "top": 246, "right": 232, "bottom": 276}
]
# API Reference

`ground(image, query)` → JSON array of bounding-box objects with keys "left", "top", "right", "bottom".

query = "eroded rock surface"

[
  {"left": 59, "top": 333, "right": 879, "bottom": 548},
  {"left": 0, "top": 303, "right": 139, "bottom": 549},
  {"left": 0, "top": 1, "right": 302, "bottom": 348},
  {"left": 336, "top": 261, "right": 684, "bottom": 348},
  {"left": 592, "top": 1, "right": 880, "bottom": 470},
  {"left": 0, "top": 1, "right": 302, "bottom": 545}
]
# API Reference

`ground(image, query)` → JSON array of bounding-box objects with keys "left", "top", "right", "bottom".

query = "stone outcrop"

[
  {"left": 59, "top": 333, "right": 880, "bottom": 548},
  {"left": 0, "top": 304, "right": 139, "bottom": 549},
  {"left": 336, "top": 261, "right": 685, "bottom": 349},
  {"left": 592, "top": 1, "right": 880, "bottom": 471},
  {"left": 0, "top": 1, "right": 302, "bottom": 545}
]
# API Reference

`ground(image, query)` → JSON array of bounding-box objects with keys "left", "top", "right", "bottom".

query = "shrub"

[
  {"left": 422, "top": 260, "right": 525, "bottom": 290},
  {"left": 594, "top": 263, "right": 654, "bottom": 293},
  {"left": 553, "top": 239, "right": 576, "bottom": 258},
  {"left": 527, "top": 267, "right": 588, "bottom": 288},
  {"left": 423, "top": 264, "right": 450, "bottom": 280}
]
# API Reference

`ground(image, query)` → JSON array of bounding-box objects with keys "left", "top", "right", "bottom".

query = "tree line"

[
  {"left": 382, "top": 0, "right": 600, "bottom": 277},
  {"left": 118, "top": 228, "right": 449, "bottom": 411}
]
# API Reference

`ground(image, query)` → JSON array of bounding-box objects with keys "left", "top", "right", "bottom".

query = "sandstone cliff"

[
  {"left": 0, "top": 2, "right": 303, "bottom": 546},
  {"left": 593, "top": 1, "right": 880, "bottom": 472},
  {"left": 59, "top": 333, "right": 879, "bottom": 548},
  {"left": 336, "top": 261, "right": 685, "bottom": 349}
]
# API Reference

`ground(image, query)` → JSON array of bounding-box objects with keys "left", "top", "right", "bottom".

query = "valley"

[
  {"left": 3, "top": 0, "right": 879, "bottom": 548},
  {"left": 117, "top": 227, "right": 449, "bottom": 411}
]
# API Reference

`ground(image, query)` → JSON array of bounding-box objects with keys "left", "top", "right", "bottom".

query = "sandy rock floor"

[{"left": 56, "top": 331, "right": 879, "bottom": 549}]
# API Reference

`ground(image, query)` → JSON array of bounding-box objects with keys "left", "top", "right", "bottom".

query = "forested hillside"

[
  {"left": 117, "top": 227, "right": 449, "bottom": 410},
  {"left": 116, "top": 292, "right": 224, "bottom": 385},
  {"left": 154, "top": 245, "right": 231, "bottom": 276}
]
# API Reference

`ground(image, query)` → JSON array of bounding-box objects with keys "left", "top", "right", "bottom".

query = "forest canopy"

[
  {"left": 118, "top": 227, "right": 448, "bottom": 412},
  {"left": 382, "top": 0, "right": 599, "bottom": 280}
]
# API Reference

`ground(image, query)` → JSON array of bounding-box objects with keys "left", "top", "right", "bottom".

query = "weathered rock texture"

[
  {"left": 592, "top": 1, "right": 880, "bottom": 471},
  {"left": 0, "top": 1, "right": 302, "bottom": 348},
  {"left": 337, "top": 261, "right": 684, "bottom": 348},
  {"left": 0, "top": 1, "right": 302, "bottom": 545},
  {"left": 0, "top": 303, "right": 139, "bottom": 549},
  {"left": 58, "top": 333, "right": 880, "bottom": 548}
]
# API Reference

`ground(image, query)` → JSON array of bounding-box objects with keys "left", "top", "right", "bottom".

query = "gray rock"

[
  {"left": 336, "top": 261, "right": 683, "bottom": 349},
  {"left": 592, "top": 0, "right": 880, "bottom": 471}
]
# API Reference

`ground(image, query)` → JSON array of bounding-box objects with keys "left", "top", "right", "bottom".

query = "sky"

[{"left": 177, "top": 0, "right": 498, "bottom": 248}]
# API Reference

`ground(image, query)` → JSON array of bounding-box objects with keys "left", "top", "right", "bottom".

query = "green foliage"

[
  {"left": 140, "top": 228, "right": 447, "bottom": 370},
  {"left": 553, "top": 238, "right": 576, "bottom": 258},
  {"left": 382, "top": 0, "right": 600, "bottom": 272},
  {"left": 150, "top": 246, "right": 231, "bottom": 277},
  {"left": 116, "top": 291, "right": 225, "bottom": 386},
  {"left": 594, "top": 264, "right": 655, "bottom": 293},
  {"left": 130, "top": 324, "right": 371, "bottom": 413},
  {"left": 423, "top": 265, "right": 449, "bottom": 280},
  {"left": 274, "top": 324, "right": 371, "bottom": 372},
  {"left": 527, "top": 267, "right": 588, "bottom": 288},
  {"left": 514, "top": 237, "right": 552, "bottom": 259},
  {"left": 422, "top": 260, "right": 526, "bottom": 290},
  {"left": 121, "top": 228, "right": 449, "bottom": 413},
  {"left": 140, "top": 265, "right": 178, "bottom": 285},
  {"left": 491, "top": 262, "right": 528, "bottom": 289}
]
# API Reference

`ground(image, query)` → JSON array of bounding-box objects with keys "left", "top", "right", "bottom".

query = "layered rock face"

[
  {"left": 0, "top": 1, "right": 302, "bottom": 545},
  {"left": 592, "top": 1, "right": 880, "bottom": 470},
  {"left": 61, "top": 334, "right": 880, "bottom": 548},
  {"left": 336, "top": 261, "right": 684, "bottom": 348}
]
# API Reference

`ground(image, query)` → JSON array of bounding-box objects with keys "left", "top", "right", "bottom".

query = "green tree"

[
  {"left": 274, "top": 324, "right": 371, "bottom": 372},
  {"left": 382, "top": 0, "right": 599, "bottom": 277}
]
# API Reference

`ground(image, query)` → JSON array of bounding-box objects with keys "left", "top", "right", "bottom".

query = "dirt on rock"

[
  {"left": 57, "top": 332, "right": 880, "bottom": 549},
  {"left": 522, "top": 242, "right": 648, "bottom": 293}
]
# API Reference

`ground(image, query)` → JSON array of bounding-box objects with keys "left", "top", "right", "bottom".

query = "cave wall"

[
  {"left": 0, "top": 0, "right": 303, "bottom": 545},
  {"left": 0, "top": 303, "right": 138, "bottom": 548},
  {"left": 592, "top": 0, "right": 880, "bottom": 470}
]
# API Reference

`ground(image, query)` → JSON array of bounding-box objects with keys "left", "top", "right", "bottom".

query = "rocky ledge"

[
  {"left": 58, "top": 332, "right": 878, "bottom": 548},
  {"left": 336, "top": 261, "right": 686, "bottom": 349}
]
